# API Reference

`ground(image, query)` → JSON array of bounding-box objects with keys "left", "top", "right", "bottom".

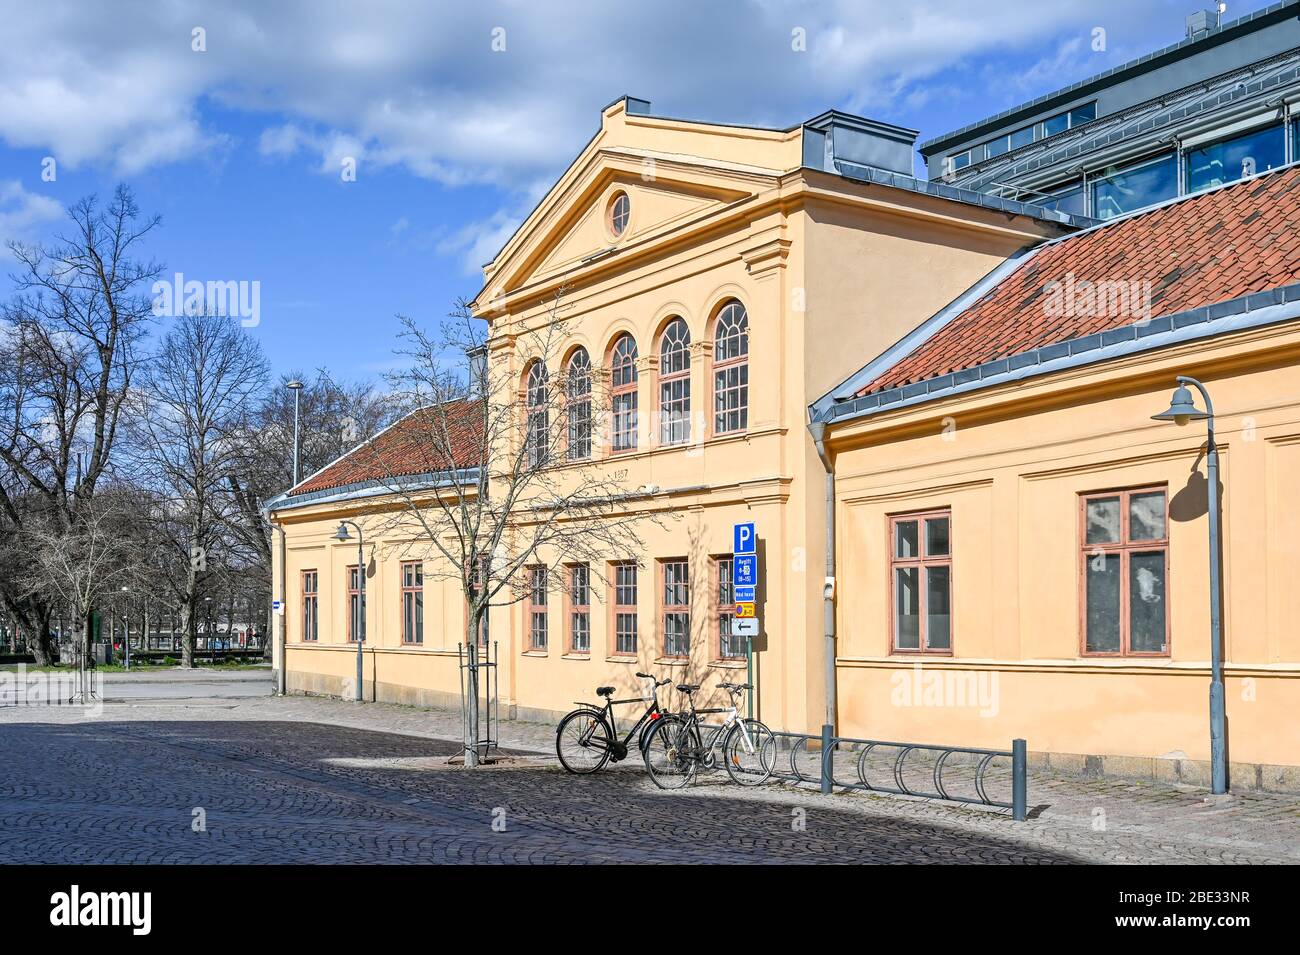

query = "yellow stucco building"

[{"left": 267, "top": 97, "right": 1071, "bottom": 735}]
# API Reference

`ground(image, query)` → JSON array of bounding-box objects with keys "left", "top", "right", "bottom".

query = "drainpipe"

[
  {"left": 271, "top": 518, "right": 287, "bottom": 696},
  {"left": 809, "top": 420, "right": 836, "bottom": 795}
]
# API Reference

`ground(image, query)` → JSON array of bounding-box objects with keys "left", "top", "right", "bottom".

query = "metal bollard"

[{"left": 1012, "top": 738, "right": 1027, "bottom": 821}]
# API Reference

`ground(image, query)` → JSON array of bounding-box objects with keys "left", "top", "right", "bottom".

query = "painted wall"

[
  {"left": 272, "top": 101, "right": 1067, "bottom": 734},
  {"left": 826, "top": 321, "right": 1300, "bottom": 777}
]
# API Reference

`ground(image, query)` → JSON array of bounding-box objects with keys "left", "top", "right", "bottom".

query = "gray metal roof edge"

[
  {"left": 267, "top": 468, "right": 481, "bottom": 514},
  {"left": 918, "top": 0, "right": 1299, "bottom": 153},
  {"left": 813, "top": 284, "right": 1300, "bottom": 428},
  {"left": 809, "top": 246, "right": 1042, "bottom": 420},
  {"left": 827, "top": 159, "right": 1100, "bottom": 229}
]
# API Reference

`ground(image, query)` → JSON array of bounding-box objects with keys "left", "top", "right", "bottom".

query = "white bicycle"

[{"left": 642, "top": 681, "right": 776, "bottom": 789}]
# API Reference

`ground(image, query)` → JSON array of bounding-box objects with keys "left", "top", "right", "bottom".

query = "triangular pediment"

[{"left": 477, "top": 148, "right": 767, "bottom": 312}]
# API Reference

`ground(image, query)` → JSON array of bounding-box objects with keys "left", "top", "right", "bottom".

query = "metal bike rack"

[{"left": 768, "top": 730, "right": 1028, "bottom": 821}]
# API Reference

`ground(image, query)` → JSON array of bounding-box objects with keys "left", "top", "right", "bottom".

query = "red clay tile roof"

[
  {"left": 858, "top": 165, "right": 1300, "bottom": 396},
  {"left": 290, "top": 398, "right": 484, "bottom": 496}
]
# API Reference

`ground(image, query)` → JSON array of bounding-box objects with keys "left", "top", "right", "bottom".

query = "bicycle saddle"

[
  {"left": 596, "top": 686, "right": 615, "bottom": 697},
  {"left": 676, "top": 683, "right": 700, "bottom": 694}
]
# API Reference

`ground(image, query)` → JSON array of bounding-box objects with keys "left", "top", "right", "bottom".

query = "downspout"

[
  {"left": 270, "top": 516, "right": 287, "bottom": 696},
  {"left": 808, "top": 419, "right": 835, "bottom": 795}
]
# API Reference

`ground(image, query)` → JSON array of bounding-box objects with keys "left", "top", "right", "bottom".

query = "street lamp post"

[
  {"left": 333, "top": 521, "right": 365, "bottom": 702},
  {"left": 286, "top": 380, "right": 304, "bottom": 486},
  {"left": 120, "top": 585, "right": 131, "bottom": 671},
  {"left": 1152, "top": 375, "right": 1227, "bottom": 795}
]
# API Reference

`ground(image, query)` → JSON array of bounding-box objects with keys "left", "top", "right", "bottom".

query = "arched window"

[
  {"left": 609, "top": 334, "right": 638, "bottom": 453},
  {"left": 608, "top": 192, "right": 630, "bottom": 237},
  {"left": 525, "top": 361, "right": 548, "bottom": 467},
  {"left": 658, "top": 318, "right": 691, "bottom": 445},
  {"left": 713, "top": 301, "right": 748, "bottom": 434},
  {"left": 564, "top": 348, "right": 592, "bottom": 460}
]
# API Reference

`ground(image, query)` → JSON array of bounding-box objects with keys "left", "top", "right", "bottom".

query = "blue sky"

[{"left": 0, "top": 0, "right": 1273, "bottom": 384}]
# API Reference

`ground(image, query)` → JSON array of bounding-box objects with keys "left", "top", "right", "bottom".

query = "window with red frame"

[
  {"left": 712, "top": 301, "right": 748, "bottom": 434},
  {"left": 528, "top": 566, "right": 548, "bottom": 651},
  {"left": 610, "top": 334, "right": 638, "bottom": 452},
  {"left": 301, "top": 570, "right": 318, "bottom": 642},
  {"left": 401, "top": 561, "right": 423, "bottom": 645},
  {"left": 567, "top": 564, "right": 590, "bottom": 653},
  {"left": 714, "top": 556, "right": 744, "bottom": 660},
  {"left": 1080, "top": 487, "right": 1169, "bottom": 656},
  {"left": 612, "top": 562, "right": 638, "bottom": 655},
  {"left": 658, "top": 318, "right": 691, "bottom": 445},
  {"left": 660, "top": 559, "right": 690, "bottom": 657},
  {"left": 890, "top": 511, "right": 951, "bottom": 653},
  {"left": 347, "top": 564, "right": 366, "bottom": 643}
]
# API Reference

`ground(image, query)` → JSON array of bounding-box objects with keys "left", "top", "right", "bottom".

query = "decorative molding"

[{"left": 739, "top": 237, "right": 792, "bottom": 279}]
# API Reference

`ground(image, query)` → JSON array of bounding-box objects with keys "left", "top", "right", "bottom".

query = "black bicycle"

[
  {"left": 642, "top": 681, "right": 775, "bottom": 789},
  {"left": 556, "top": 673, "right": 673, "bottom": 774}
]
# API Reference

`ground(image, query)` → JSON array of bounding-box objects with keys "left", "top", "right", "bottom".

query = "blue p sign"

[{"left": 734, "top": 522, "right": 756, "bottom": 556}]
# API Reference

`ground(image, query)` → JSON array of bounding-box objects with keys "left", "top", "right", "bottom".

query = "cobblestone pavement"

[{"left": 1, "top": 690, "right": 1297, "bottom": 863}]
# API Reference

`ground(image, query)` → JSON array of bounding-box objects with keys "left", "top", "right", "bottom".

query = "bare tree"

[
  {"left": 0, "top": 185, "right": 160, "bottom": 663},
  {"left": 227, "top": 370, "right": 394, "bottom": 659},
  {"left": 129, "top": 311, "right": 268, "bottom": 667},
  {"left": 359, "top": 294, "right": 667, "bottom": 764}
]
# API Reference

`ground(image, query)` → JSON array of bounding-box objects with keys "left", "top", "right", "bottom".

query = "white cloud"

[
  {"left": 0, "top": 180, "right": 63, "bottom": 255},
  {"left": 0, "top": 1, "right": 1209, "bottom": 185}
]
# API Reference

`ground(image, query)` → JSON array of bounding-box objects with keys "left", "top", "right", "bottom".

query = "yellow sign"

[{"left": 734, "top": 602, "right": 756, "bottom": 618}]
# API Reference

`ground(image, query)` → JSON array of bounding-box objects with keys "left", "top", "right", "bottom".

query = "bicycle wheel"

[
  {"left": 556, "top": 708, "right": 614, "bottom": 774},
  {"left": 643, "top": 715, "right": 697, "bottom": 790},
  {"left": 723, "top": 718, "right": 776, "bottom": 786}
]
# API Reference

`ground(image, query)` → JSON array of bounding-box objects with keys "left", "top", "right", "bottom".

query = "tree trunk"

[
  {"left": 180, "top": 601, "right": 196, "bottom": 668},
  {"left": 28, "top": 605, "right": 56, "bottom": 666}
]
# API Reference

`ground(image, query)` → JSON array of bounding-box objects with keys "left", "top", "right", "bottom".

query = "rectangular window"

[
  {"left": 1080, "top": 487, "right": 1169, "bottom": 656},
  {"left": 347, "top": 565, "right": 366, "bottom": 643},
  {"left": 567, "top": 564, "right": 590, "bottom": 654},
  {"left": 528, "top": 566, "right": 548, "bottom": 651},
  {"left": 715, "top": 556, "right": 744, "bottom": 660},
  {"left": 1038, "top": 181, "right": 1086, "bottom": 217},
  {"left": 660, "top": 375, "right": 691, "bottom": 445},
  {"left": 401, "top": 561, "right": 423, "bottom": 645},
  {"left": 889, "top": 510, "right": 952, "bottom": 653},
  {"left": 612, "top": 562, "right": 638, "bottom": 655},
  {"left": 1186, "top": 122, "right": 1285, "bottom": 193},
  {"left": 1091, "top": 152, "right": 1178, "bottom": 220},
  {"left": 713, "top": 363, "right": 748, "bottom": 434},
  {"left": 660, "top": 559, "right": 690, "bottom": 658},
  {"left": 301, "top": 570, "right": 318, "bottom": 642}
]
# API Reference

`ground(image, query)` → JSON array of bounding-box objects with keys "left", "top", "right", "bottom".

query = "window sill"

[
  {"left": 561, "top": 653, "right": 591, "bottom": 661},
  {"left": 653, "top": 657, "right": 691, "bottom": 666},
  {"left": 605, "top": 655, "right": 639, "bottom": 664},
  {"left": 708, "top": 659, "right": 747, "bottom": 669},
  {"left": 521, "top": 650, "right": 548, "bottom": 657}
]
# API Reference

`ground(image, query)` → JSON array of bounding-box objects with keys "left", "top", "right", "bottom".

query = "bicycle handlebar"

[{"left": 636, "top": 672, "right": 673, "bottom": 688}]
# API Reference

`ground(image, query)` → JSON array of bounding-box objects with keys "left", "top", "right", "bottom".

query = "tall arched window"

[
  {"left": 658, "top": 318, "right": 691, "bottom": 445},
  {"left": 713, "top": 301, "right": 749, "bottom": 434},
  {"left": 525, "top": 361, "right": 549, "bottom": 467},
  {"left": 564, "top": 348, "right": 592, "bottom": 460},
  {"left": 610, "top": 334, "right": 638, "bottom": 453}
]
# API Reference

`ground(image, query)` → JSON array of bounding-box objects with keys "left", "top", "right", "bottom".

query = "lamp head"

[
  {"left": 286, "top": 380, "right": 303, "bottom": 391},
  {"left": 333, "top": 522, "right": 352, "bottom": 542},
  {"left": 1152, "top": 384, "right": 1208, "bottom": 426}
]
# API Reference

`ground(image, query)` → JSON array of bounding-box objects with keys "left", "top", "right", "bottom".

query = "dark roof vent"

[
  {"left": 802, "top": 110, "right": 919, "bottom": 177},
  {"left": 1186, "top": 5, "right": 1225, "bottom": 39}
]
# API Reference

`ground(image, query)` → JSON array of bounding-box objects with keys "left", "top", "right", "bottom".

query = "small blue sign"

[
  {"left": 733, "top": 522, "right": 756, "bottom": 556},
  {"left": 734, "top": 554, "right": 757, "bottom": 587},
  {"left": 734, "top": 585, "right": 756, "bottom": 602}
]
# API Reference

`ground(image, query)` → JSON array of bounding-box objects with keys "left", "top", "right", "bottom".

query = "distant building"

[{"left": 921, "top": 2, "right": 1300, "bottom": 220}]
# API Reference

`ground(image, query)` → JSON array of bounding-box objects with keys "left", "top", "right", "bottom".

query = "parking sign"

[
  {"left": 733, "top": 521, "right": 755, "bottom": 556},
  {"left": 733, "top": 554, "right": 757, "bottom": 587}
]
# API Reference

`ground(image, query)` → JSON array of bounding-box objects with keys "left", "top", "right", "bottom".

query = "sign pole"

[{"left": 746, "top": 634, "right": 753, "bottom": 720}]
